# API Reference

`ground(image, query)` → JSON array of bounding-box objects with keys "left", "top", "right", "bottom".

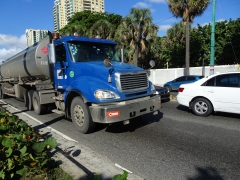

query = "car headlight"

[
  {"left": 94, "top": 90, "right": 120, "bottom": 100},
  {"left": 166, "top": 88, "right": 170, "bottom": 93}
]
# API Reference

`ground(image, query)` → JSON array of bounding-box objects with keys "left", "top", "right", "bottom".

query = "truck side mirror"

[
  {"left": 48, "top": 43, "right": 56, "bottom": 64},
  {"left": 149, "top": 60, "right": 155, "bottom": 68},
  {"left": 121, "top": 48, "right": 124, "bottom": 62}
]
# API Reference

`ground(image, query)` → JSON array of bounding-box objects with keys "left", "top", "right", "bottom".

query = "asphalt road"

[{"left": 2, "top": 98, "right": 240, "bottom": 180}]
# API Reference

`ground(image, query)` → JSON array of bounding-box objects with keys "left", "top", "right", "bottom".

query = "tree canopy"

[{"left": 58, "top": 9, "right": 240, "bottom": 70}]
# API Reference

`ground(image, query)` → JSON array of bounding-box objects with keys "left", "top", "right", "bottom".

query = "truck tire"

[
  {"left": 71, "top": 97, "right": 96, "bottom": 134},
  {"left": 0, "top": 86, "right": 4, "bottom": 99},
  {"left": 32, "top": 91, "right": 47, "bottom": 115},
  {"left": 191, "top": 98, "right": 213, "bottom": 117},
  {"left": 26, "top": 90, "right": 34, "bottom": 110}
]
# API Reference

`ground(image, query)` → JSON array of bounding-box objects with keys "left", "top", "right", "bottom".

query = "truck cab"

[{"left": 50, "top": 33, "right": 161, "bottom": 133}]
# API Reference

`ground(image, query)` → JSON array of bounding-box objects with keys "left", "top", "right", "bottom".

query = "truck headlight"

[
  {"left": 151, "top": 83, "right": 156, "bottom": 94},
  {"left": 95, "top": 90, "right": 120, "bottom": 100}
]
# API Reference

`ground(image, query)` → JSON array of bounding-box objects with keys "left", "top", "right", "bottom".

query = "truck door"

[{"left": 54, "top": 44, "right": 69, "bottom": 90}]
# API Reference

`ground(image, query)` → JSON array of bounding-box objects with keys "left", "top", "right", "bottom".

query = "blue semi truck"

[{"left": 0, "top": 31, "right": 161, "bottom": 133}]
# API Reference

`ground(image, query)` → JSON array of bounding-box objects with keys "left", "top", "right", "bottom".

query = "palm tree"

[
  {"left": 166, "top": 22, "right": 185, "bottom": 46},
  {"left": 90, "top": 19, "right": 114, "bottom": 39},
  {"left": 115, "top": 8, "right": 158, "bottom": 66},
  {"left": 74, "top": 24, "right": 87, "bottom": 36},
  {"left": 59, "top": 24, "right": 87, "bottom": 36},
  {"left": 166, "top": 0, "right": 210, "bottom": 75}
]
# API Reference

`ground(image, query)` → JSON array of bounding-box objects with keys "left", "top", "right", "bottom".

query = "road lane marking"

[{"left": 115, "top": 163, "right": 133, "bottom": 173}]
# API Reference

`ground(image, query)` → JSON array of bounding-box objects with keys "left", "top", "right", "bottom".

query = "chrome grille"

[{"left": 115, "top": 71, "right": 149, "bottom": 92}]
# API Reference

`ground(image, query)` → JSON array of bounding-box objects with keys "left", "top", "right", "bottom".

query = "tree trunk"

[
  {"left": 185, "top": 20, "right": 190, "bottom": 75},
  {"left": 134, "top": 43, "right": 139, "bottom": 66}
]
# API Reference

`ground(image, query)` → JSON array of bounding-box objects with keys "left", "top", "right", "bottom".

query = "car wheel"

[
  {"left": 71, "top": 96, "right": 96, "bottom": 134},
  {"left": 166, "top": 86, "right": 172, "bottom": 92},
  {"left": 191, "top": 98, "right": 213, "bottom": 117}
]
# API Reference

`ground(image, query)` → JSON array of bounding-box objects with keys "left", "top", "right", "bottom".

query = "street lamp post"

[{"left": 210, "top": 0, "right": 216, "bottom": 75}]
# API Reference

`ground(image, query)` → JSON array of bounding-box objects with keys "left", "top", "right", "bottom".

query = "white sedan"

[{"left": 177, "top": 72, "right": 240, "bottom": 116}]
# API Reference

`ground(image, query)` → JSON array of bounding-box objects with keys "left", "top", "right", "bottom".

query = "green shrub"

[{"left": 0, "top": 110, "right": 57, "bottom": 179}]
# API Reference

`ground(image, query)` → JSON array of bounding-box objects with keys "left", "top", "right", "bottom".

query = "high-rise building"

[
  {"left": 53, "top": 0, "right": 105, "bottom": 31},
  {"left": 25, "top": 29, "right": 48, "bottom": 47}
]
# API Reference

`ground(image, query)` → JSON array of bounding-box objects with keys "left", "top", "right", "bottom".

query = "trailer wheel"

[
  {"left": 32, "top": 91, "right": 46, "bottom": 115},
  {"left": 25, "top": 90, "right": 34, "bottom": 110},
  {"left": 70, "top": 97, "right": 96, "bottom": 134}
]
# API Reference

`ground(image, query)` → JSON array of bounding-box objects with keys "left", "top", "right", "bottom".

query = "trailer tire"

[
  {"left": 26, "top": 90, "right": 34, "bottom": 110},
  {"left": 71, "top": 97, "right": 96, "bottom": 134},
  {"left": 32, "top": 91, "right": 47, "bottom": 115}
]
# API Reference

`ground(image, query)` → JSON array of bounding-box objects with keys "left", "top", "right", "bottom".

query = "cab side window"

[{"left": 55, "top": 44, "right": 66, "bottom": 62}]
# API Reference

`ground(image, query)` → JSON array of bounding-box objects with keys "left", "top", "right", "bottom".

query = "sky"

[{"left": 0, "top": 0, "right": 239, "bottom": 63}]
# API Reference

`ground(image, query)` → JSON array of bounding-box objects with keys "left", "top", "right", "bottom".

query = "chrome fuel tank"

[{"left": 0, "top": 37, "right": 51, "bottom": 80}]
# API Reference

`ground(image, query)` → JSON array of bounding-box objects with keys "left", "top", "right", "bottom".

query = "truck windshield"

[{"left": 67, "top": 41, "right": 121, "bottom": 62}]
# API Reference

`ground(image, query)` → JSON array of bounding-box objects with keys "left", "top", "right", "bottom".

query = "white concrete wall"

[{"left": 148, "top": 64, "right": 240, "bottom": 86}]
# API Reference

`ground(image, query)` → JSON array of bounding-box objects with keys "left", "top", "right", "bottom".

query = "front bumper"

[{"left": 89, "top": 95, "right": 161, "bottom": 123}]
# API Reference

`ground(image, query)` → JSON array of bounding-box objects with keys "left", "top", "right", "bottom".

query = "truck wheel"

[
  {"left": 191, "top": 98, "right": 213, "bottom": 117},
  {"left": 0, "top": 86, "right": 3, "bottom": 99},
  {"left": 32, "top": 91, "right": 46, "bottom": 115},
  {"left": 0, "top": 85, "right": 6, "bottom": 99},
  {"left": 71, "top": 97, "right": 96, "bottom": 134},
  {"left": 26, "top": 90, "right": 34, "bottom": 110}
]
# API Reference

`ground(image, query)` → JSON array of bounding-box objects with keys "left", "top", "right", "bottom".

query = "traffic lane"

[
  {"left": 100, "top": 102, "right": 240, "bottom": 180},
  {"left": 163, "top": 100, "right": 240, "bottom": 132},
  {"left": 3, "top": 98, "right": 240, "bottom": 180}
]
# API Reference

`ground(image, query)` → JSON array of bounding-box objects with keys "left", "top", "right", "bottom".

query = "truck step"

[{"left": 52, "top": 109, "right": 65, "bottom": 115}]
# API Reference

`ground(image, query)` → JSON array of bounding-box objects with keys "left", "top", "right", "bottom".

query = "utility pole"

[{"left": 210, "top": 0, "right": 216, "bottom": 75}]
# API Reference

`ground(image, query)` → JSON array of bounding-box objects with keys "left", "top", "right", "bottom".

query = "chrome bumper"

[{"left": 89, "top": 95, "right": 161, "bottom": 123}]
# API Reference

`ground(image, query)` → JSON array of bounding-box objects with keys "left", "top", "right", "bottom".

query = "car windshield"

[{"left": 67, "top": 41, "right": 121, "bottom": 62}]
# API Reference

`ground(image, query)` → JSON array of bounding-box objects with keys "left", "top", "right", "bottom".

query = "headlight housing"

[
  {"left": 94, "top": 90, "right": 120, "bottom": 100},
  {"left": 151, "top": 83, "right": 157, "bottom": 94}
]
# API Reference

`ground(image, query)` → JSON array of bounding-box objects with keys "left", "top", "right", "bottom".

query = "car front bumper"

[{"left": 89, "top": 95, "right": 161, "bottom": 123}]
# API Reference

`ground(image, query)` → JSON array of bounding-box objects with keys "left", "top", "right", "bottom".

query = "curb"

[{"left": 170, "top": 94, "right": 177, "bottom": 101}]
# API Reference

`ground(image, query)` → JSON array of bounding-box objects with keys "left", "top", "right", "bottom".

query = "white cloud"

[
  {"left": 159, "top": 25, "right": 172, "bottom": 31},
  {"left": 217, "top": 18, "right": 225, "bottom": 22},
  {"left": 133, "top": 2, "right": 156, "bottom": 12},
  {"left": 0, "top": 34, "right": 27, "bottom": 63},
  {"left": 201, "top": 22, "right": 210, "bottom": 27},
  {"left": 199, "top": 18, "right": 226, "bottom": 27},
  {"left": 147, "top": 0, "right": 166, "bottom": 3},
  {"left": 133, "top": 2, "right": 152, "bottom": 9}
]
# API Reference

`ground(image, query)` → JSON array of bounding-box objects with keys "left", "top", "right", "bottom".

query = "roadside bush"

[
  {"left": 0, "top": 108, "right": 128, "bottom": 180},
  {"left": 0, "top": 109, "right": 58, "bottom": 179}
]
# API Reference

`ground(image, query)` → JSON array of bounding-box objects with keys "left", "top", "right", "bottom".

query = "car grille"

[{"left": 115, "top": 71, "right": 149, "bottom": 92}]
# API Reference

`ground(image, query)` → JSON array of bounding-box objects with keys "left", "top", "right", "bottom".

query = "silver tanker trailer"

[{"left": 0, "top": 31, "right": 56, "bottom": 113}]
